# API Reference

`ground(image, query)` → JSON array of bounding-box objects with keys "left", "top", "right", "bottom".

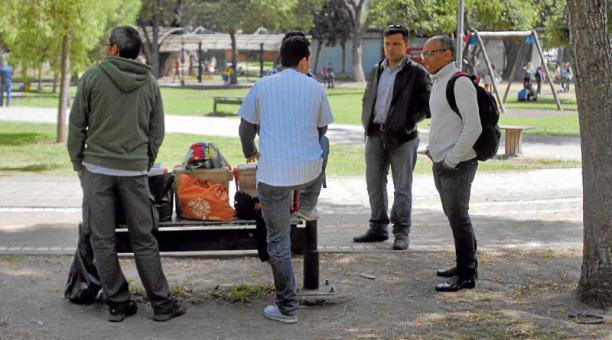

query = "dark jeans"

[
  {"left": 365, "top": 134, "right": 419, "bottom": 236},
  {"left": 79, "top": 168, "right": 173, "bottom": 312},
  {"left": 432, "top": 159, "right": 478, "bottom": 279}
]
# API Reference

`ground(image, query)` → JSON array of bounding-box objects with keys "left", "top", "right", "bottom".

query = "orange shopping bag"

[{"left": 177, "top": 174, "right": 236, "bottom": 221}]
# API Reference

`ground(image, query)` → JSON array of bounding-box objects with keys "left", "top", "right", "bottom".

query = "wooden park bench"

[
  {"left": 212, "top": 96, "right": 244, "bottom": 115},
  {"left": 499, "top": 125, "right": 534, "bottom": 157}
]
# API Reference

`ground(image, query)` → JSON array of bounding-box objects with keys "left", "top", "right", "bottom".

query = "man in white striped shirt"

[{"left": 238, "top": 35, "right": 334, "bottom": 323}]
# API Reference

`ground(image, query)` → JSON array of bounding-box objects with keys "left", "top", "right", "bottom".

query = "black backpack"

[{"left": 446, "top": 72, "right": 501, "bottom": 161}]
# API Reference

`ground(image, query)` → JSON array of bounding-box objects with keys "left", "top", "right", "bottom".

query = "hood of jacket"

[{"left": 98, "top": 56, "right": 152, "bottom": 92}]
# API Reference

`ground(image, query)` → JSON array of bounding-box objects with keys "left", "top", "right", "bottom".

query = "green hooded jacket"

[{"left": 67, "top": 56, "right": 164, "bottom": 171}]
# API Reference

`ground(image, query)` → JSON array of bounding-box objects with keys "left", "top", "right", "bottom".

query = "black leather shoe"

[
  {"left": 436, "top": 266, "right": 457, "bottom": 277},
  {"left": 153, "top": 298, "right": 187, "bottom": 322},
  {"left": 108, "top": 300, "right": 138, "bottom": 322},
  {"left": 353, "top": 230, "right": 388, "bottom": 243},
  {"left": 436, "top": 267, "right": 478, "bottom": 279},
  {"left": 435, "top": 276, "right": 476, "bottom": 292}
]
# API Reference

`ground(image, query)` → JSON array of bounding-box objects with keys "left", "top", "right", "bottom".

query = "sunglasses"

[
  {"left": 420, "top": 49, "right": 449, "bottom": 59},
  {"left": 387, "top": 24, "right": 404, "bottom": 29}
]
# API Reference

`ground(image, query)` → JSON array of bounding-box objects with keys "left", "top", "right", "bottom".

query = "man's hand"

[
  {"left": 425, "top": 149, "right": 433, "bottom": 161},
  {"left": 246, "top": 152, "right": 260, "bottom": 164}
]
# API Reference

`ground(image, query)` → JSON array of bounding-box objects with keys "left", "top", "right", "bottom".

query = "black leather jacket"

[{"left": 361, "top": 58, "right": 432, "bottom": 145}]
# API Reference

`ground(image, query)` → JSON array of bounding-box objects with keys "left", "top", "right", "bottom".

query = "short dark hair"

[
  {"left": 282, "top": 31, "right": 306, "bottom": 43},
  {"left": 109, "top": 26, "right": 142, "bottom": 59},
  {"left": 431, "top": 35, "right": 455, "bottom": 60},
  {"left": 280, "top": 36, "right": 310, "bottom": 67},
  {"left": 383, "top": 24, "right": 409, "bottom": 42}
]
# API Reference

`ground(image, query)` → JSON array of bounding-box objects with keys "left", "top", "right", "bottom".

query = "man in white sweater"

[{"left": 422, "top": 36, "right": 481, "bottom": 292}]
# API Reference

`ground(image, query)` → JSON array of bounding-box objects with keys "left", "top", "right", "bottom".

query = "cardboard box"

[{"left": 234, "top": 164, "right": 257, "bottom": 197}]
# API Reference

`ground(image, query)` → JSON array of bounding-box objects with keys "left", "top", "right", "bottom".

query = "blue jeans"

[
  {"left": 365, "top": 134, "right": 419, "bottom": 236},
  {"left": 256, "top": 136, "right": 328, "bottom": 316},
  {"left": 432, "top": 159, "right": 478, "bottom": 279},
  {"left": 0, "top": 82, "right": 11, "bottom": 107}
]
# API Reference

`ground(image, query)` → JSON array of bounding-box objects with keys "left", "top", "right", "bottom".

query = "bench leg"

[
  {"left": 213, "top": 100, "right": 217, "bottom": 115},
  {"left": 303, "top": 220, "right": 319, "bottom": 290}
]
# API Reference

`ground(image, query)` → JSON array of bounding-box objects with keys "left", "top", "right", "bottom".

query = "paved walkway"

[
  {"left": 0, "top": 168, "right": 583, "bottom": 255},
  {"left": 0, "top": 106, "right": 581, "bottom": 160}
]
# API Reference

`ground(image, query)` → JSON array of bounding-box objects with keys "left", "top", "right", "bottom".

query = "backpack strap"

[{"left": 445, "top": 71, "right": 470, "bottom": 119}]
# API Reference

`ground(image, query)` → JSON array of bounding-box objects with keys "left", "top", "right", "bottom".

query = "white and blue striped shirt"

[{"left": 238, "top": 68, "right": 334, "bottom": 187}]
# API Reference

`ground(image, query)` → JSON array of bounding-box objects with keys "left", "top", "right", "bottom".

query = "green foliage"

[
  {"left": 370, "top": 0, "right": 456, "bottom": 35},
  {"left": 0, "top": 0, "right": 141, "bottom": 73},
  {"left": 312, "top": 0, "right": 353, "bottom": 46},
  {"left": 183, "top": 0, "right": 322, "bottom": 34},
  {"left": 370, "top": 0, "right": 541, "bottom": 36},
  {"left": 542, "top": 0, "right": 611, "bottom": 48}
]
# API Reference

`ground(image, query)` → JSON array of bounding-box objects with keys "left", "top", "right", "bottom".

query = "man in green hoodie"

[{"left": 67, "top": 26, "right": 186, "bottom": 322}]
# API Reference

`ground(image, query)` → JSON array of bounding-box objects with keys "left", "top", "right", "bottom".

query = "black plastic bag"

[
  {"left": 64, "top": 223, "right": 103, "bottom": 304},
  {"left": 234, "top": 190, "right": 268, "bottom": 262}
]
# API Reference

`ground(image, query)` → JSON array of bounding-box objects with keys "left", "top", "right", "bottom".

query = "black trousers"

[{"left": 432, "top": 159, "right": 478, "bottom": 279}]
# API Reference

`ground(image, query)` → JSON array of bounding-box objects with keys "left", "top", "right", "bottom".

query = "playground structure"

[{"left": 466, "top": 30, "right": 563, "bottom": 113}]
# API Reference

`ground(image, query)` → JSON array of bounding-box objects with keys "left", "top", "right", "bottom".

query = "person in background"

[{"left": 0, "top": 60, "right": 14, "bottom": 107}]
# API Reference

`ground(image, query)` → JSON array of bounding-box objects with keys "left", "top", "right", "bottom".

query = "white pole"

[{"left": 455, "top": 0, "right": 464, "bottom": 70}]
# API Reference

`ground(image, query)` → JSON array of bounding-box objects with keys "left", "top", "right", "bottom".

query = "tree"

[
  {"left": 138, "top": 0, "right": 184, "bottom": 78},
  {"left": 339, "top": 0, "right": 372, "bottom": 82},
  {"left": 1, "top": 0, "right": 140, "bottom": 142},
  {"left": 567, "top": 0, "right": 612, "bottom": 308},
  {"left": 311, "top": 0, "right": 353, "bottom": 74}
]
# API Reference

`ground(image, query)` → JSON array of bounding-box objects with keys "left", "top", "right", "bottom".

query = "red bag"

[{"left": 177, "top": 174, "right": 236, "bottom": 221}]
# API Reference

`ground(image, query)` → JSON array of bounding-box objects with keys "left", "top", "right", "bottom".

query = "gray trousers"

[
  {"left": 365, "top": 134, "right": 419, "bottom": 236},
  {"left": 79, "top": 169, "right": 173, "bottom": 312},
  {"left": 432, "top": 159, "right": 478, "bottom": 279}
]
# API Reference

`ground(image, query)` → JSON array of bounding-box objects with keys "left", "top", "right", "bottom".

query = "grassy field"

[
  {"left": 0, "top": 122, "right": 580, "bottom": 176},
  {"left": 11, "top": 86, "right": 579, "bottom": 136}
]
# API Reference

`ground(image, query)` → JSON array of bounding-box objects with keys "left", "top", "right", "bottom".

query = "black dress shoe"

[
  {"left": 353, "top": 230, "right": 389, "bottom": 243},
  {"left": 108, "top": 300, "right": 138, "bottom": 322},
  {"left": 436, "top": 266, "right": 457, "bottom": 277},
  {"left": 436, "top": 267, "right": 478, "bottom": 279},
  {"left": 435, "top": 276, "right": 476, "bottom": 292}
]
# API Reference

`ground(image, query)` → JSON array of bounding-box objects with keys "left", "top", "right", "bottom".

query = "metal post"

[
  {"left": 259, "top": 43, "right": 264, "bottom": 78},
  {"left": 474, "top": 30, "right": 505, "bottom": 113},
  {"left": 455, "top": 0, "right": 465, "bottom": 70},
  {"left": 532, "top": 30, "right": 562, "bottom": 111},
  {"left": 303, "top": 220, "right": 319, "bottom": 290},
  {"left": 198, "top": 42, "right": 203, "bottom": 83}
]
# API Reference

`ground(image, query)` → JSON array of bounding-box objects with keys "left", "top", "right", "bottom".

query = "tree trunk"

[
  {"left": 52, "top": 72, "right": 57, "bottom": 94},
  {"left": 230, "top": 30, "right": 238, "bottom": 84},
  {"left": 57, "top": 33, "right": 70, "bottom": 143},
  {"left": 568, "top": 0, "right": 612, "bottom": 308},
  {"left": 345, "top": 0, "right": 368, "bottom": 82},
  {"left": 37, "top": 66, "right": 43, "bottom": 92},
  {"left": 314, "top": 40, "right": 323, "bottom": 75},
  {"left": 150, "top": 0, "right": 161, "bottom": 78},
  {"left": 351, "top": 29, "right": 365, "bottom": 81},
  {"left": 341, "top": 41, "right": 347, "bottom": 74}
]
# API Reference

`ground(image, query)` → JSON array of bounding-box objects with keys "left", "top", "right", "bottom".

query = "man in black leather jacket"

[{"left": 353, "top": 24, "right": 431, "bottom": 250}]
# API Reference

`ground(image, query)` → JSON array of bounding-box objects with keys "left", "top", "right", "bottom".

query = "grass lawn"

[
  {"left": 0, "top": 122, "right": 580, "bottom": 177},
  {"left": 504, "top": 96, "right": 577, "bottom": 111},
  {"left": 11, "top": 85, "right": 579, "bottom": 136}
]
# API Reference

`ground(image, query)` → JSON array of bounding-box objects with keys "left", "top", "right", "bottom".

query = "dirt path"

[{"left": 1, "top": 249, "right": 610, "bottom": 339}]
